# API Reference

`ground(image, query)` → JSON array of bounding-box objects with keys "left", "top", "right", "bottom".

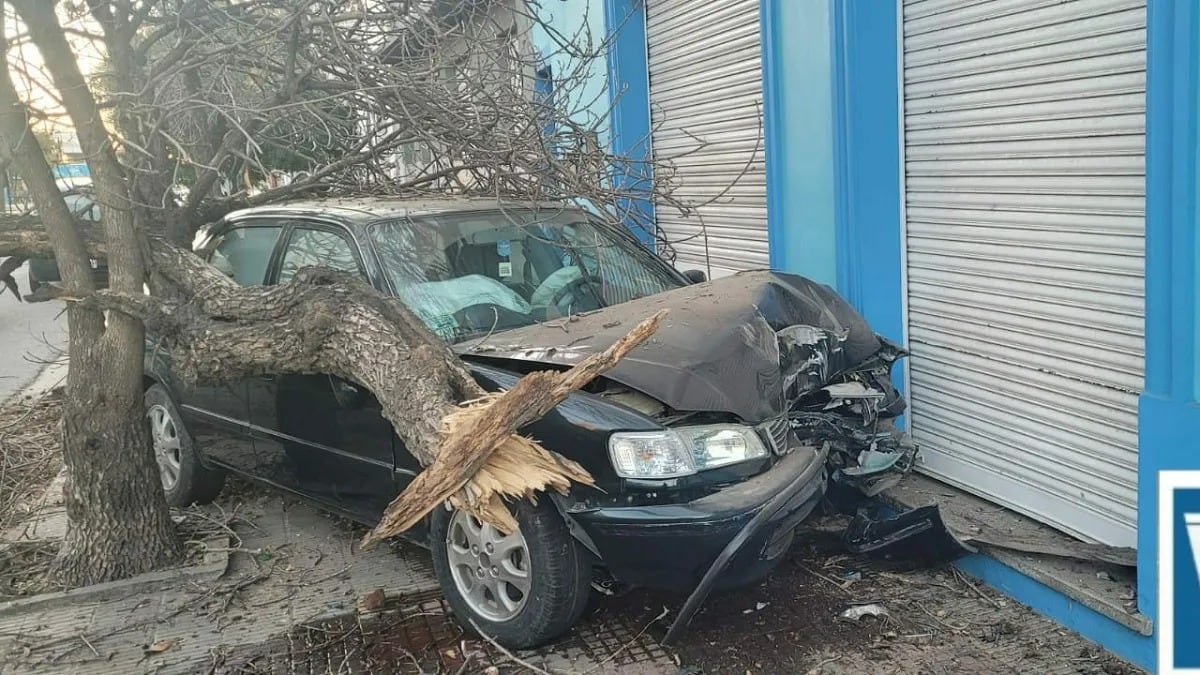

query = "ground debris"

[
  {"left": 0, "top": 387, "right": 63, "bottom": 534},
  {"left": 836, "top": 603, "right": 891, "bottom": 625},
  {"left": 0, "top": 387, "right": 65, "bottom": 601},
  {"left": 0, "top": 538, "right": 60, "bottom": 599}
]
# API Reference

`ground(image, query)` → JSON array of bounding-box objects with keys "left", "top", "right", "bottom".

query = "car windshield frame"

[{"left": 365, "top": 207, "right": 688, "bottom": 343}]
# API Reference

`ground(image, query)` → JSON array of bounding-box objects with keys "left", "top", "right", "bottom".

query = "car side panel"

[
  {"left": 247, "top": 373, "right": 398, "bottom": 522},
  {"left": 242, "top": 219, "right": 403, "bottom": 524},
  {"left": 144, "top": 347, "right": 257, "bottom": 474}
]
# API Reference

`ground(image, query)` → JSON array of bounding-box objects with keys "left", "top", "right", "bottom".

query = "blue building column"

[
  {"left": 761, "top": 0, "right": 837, "bottom": 287},
  {"left": 762, "top": 0, "right": 904, "bottom": 340},
  {"left": 1139, "top": 0, "right": 1200, "bottom": 654},
  {"left": 828, "top": 0, "right": 903, "bottom": 344},
  {"left": 604, "top": 0, "right": 655, "bottom": 247}
]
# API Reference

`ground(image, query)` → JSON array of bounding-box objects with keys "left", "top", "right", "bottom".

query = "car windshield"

[{"left": 369, "top": 209, "right": 685, "bottom": 342}]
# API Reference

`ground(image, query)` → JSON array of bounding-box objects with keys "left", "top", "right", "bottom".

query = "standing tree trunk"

[{"left": 1, "top": 1, "right": 182, "bottom": 584}]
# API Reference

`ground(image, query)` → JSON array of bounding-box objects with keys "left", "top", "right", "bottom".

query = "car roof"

[{"left": 223, "top": 197, "right": 584, "bottom": 230}]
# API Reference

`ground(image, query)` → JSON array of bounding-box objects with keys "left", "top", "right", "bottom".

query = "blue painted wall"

[
  {"left": 828, "top": 0, "right": 903, "bottom": 346},
  {"left": 603, "top": 0, "right": 654, "bottom": 245},
  {"left": 531, "top": 0, "right": 611, "bottom": 148},
  {"left": 761, "top": 0, "right": 837, "bottom": 287},
  {"left": 1139, "top": 4, "right": 1200, "bottom": 659}
]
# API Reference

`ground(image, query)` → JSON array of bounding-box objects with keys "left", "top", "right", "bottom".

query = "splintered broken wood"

[{"left": 361, "top": 309, "right": 667, "bottom": 548}]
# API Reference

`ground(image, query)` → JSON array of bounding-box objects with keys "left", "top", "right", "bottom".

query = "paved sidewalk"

[
  {"left": 0, "top": 495, "right": 442, "bottom": 675},
  {"left": 0, "top": 493, "right": 675, "bottom": 675}
]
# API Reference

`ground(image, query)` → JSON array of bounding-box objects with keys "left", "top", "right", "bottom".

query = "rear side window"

[
  {"left": 278, "top": 227, "right": 361, "bottom": 283},
  {"left": 208, "top": 226, "right": 283, "bottom": 286}
]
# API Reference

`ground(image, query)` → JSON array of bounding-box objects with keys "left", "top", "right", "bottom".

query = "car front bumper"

[{"left": 568, "top": 443, "right": 829, "bottom": 591}]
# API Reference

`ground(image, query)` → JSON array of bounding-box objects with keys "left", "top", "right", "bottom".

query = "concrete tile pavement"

[
  {"left": 0, "top": 494, "right": 677, "bottom": 675},
  {"left": 0, "top": 496, "right": 441, "bottom": 675}
]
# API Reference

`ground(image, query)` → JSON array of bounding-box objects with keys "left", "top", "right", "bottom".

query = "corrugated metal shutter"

[
  {"left": 645, "top": 0, "right": 767, "bottom": 276},
  {"left": 901, "top": 0, "right": 1146, "bottom": 547}
]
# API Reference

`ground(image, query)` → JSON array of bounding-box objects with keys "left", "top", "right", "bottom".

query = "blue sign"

[
  {"left": 53, "top": 163, "right": 89, "bottom": 178},
  {"left": 1159, "top": 471, "right": 1200, "bottom": 673},
  {"left": 496, "top": 239, "right": 511, "bottom": 258}
]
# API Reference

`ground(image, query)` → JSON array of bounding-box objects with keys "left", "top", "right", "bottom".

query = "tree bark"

[
  {"left": 110, "top": 240, "right": 662, "bottom": 543},
  {"left": 363, "top": 309, "right": 667, "bottom": 546},
  {"left": 4, "top": 0, "right": 182, "bottom": 585}
]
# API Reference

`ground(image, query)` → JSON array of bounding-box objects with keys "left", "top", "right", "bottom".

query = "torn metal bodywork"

[
  {"left": 459, "top": 271, "right": 961, "bottom": 642},
  {"left": 460, "top": 271, "right": 918, "bottom": 489},
  {"left": 458, "top": 270, "right": 890, "bottom": 423}
]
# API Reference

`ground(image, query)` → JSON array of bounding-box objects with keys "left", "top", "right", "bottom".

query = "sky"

[{"left": 5, "top": 5, "right": 104, "bottom": 147}]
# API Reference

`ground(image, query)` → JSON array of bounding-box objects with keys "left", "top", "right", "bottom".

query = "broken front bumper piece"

[
  {"left": 824, "top": 430, "right": 973, "bottom": 563},
  {"left": 844, "top": 504, "right": 976, "bottom": 563},
  {"left": 663, "top": 430, "right": 972, "bottom": 644}
]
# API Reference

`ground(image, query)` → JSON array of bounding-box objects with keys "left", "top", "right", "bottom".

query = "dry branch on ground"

[{"left": 0, "top": 388, "right": 63, "bottom": 534}]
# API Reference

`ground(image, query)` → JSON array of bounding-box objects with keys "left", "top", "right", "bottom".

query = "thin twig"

[
  {"left": 468, "top": 619, "right": 557, "bottom": 675},
  {"left": 807, "top": 655, "right": 842, "bottom": 673},
  {"left": 795, "top": 561, "right": 855, "bottom": 597},
  {"left": 951, "top": 567, "right": 1002, "bottom": 609},
  {"left": 579, "top": 606, "right": 669, "bottom": 675},
  {"left": 918, "top": 606, "right": 968, "bottom": 634},
  {"left": 286, "top": 563, "right": 352, "bottom": 587}
]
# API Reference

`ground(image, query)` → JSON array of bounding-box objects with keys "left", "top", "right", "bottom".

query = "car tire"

[
  {"left": 430, "top": 499, "right": 592, "bottom": 649},
  {"left": 144, "top": 384, "right": 225, "bottom": 507}
]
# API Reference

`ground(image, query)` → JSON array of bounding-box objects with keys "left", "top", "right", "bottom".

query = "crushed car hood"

[{"left": 456, "top": 271, "right": 886, "bottom": 422}]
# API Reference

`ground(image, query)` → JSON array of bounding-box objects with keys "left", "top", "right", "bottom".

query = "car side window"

[
  {"left": 207, "top": 225, "right": 284, "bottom": 286},
  {"left": 278, "top": 227, "right": 362, "bottom": 283}
]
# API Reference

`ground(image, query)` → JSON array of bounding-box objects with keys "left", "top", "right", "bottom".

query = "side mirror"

[{"left": 682, "top": 269, "right": 707, "bottom": 284}]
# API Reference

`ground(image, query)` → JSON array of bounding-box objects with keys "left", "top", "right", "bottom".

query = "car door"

[
  {"left": 179, "top": 221, "right": 284, "bottom": 475},
  {"left": 244, "top": 222, "right": 399, "bottom": 521}
]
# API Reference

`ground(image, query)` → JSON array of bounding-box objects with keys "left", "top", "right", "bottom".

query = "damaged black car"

[{"left": 143, "top": 198, "right": 924, "bottom": 649}]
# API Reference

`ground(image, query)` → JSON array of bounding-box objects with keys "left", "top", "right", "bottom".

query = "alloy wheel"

[
  {"left": 446, "top": 510, "right": 531, "bottom": 622},
  {"left": 147, "top": 404, "right": 183, "bottom": 491}
]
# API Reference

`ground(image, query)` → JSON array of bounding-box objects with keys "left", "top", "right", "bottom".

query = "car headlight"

[
  {"left": 608, "top": 425, "right": 768, "bottom": 479},
  {"left": 677, "top": 425, "right": 769, "bottom": 470}
]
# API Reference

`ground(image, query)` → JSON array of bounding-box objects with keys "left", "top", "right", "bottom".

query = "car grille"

[{"left": 760, "top": 416, "right": 793, "bottom": 456}]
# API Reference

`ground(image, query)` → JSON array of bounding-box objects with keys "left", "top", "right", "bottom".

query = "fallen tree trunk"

[
  {"left": 0, "top": 216, "right": 106, "bottom": 302},
  {"left": 58, "top": 234, "right": 664, "bottom": 543},
  {"left": 363, "top": 309, "right": 665, "bottom": 546}
]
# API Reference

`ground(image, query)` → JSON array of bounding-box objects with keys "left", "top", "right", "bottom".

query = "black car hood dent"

[{"left": 456, "top": 271, "right": 884, "bottom": 422}]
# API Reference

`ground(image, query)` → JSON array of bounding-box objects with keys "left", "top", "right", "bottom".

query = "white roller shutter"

[
  {"left": 646, "top": 0, "right": 767, "bottom": 276},
  {"left": 901, "top": 0, "right": 1146, "bottom": 547}
]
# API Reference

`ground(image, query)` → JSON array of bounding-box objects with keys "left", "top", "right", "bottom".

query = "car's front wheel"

[
  {"left": 144, "top": 384, "right": 226, "bottom": 507},
  {"left": 430, "top": 499, "right": 592, "bottom": 649}
]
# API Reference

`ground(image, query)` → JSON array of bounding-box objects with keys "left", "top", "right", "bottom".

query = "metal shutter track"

[
  {"left": 902, "top": 0, "right": 1145, "bottom": 547},
  {"left": 646, "top": 0, "right": 766, "bottom": 274}
]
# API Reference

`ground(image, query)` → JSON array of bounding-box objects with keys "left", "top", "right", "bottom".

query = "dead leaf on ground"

[
  {"left": 144, "top": 638, "right": 177, "bottom": 654},
  {"left": 359, "top": 588, "right": 385, "bottom": 612}
]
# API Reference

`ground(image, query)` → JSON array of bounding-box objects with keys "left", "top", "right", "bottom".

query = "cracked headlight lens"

[{"left": 608, "top": 425, "right": 767, "bottom": 479}]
